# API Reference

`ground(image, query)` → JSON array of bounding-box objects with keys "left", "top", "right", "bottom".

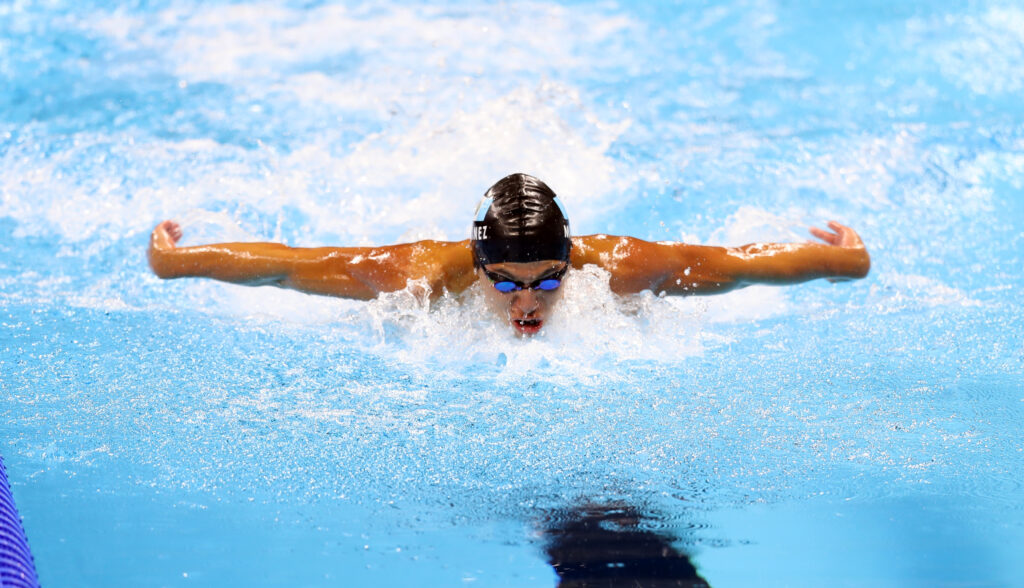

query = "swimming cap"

[{"left": 471, "top": 173, "right": 571, "bottom": 267}]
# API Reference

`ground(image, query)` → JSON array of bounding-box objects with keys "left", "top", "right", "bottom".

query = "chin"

[{"left": 512, "top": 317, "right": 544, "bottom": 336}]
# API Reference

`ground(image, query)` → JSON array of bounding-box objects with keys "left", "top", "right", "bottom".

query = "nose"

[{"left": 511, "top": 289, "right": 540, "bottom": 315}]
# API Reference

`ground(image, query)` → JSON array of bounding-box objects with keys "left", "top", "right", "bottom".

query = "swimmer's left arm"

[
  {"left": 573, "top": 221, "right": 870, "bottom": 295},
  {"left": 659, "top": 221, "right": 870, "bottom": 295}
]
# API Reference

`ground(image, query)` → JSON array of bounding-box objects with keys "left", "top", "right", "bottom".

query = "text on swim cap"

[{"left": 473, "top": 225, "right": 488, "bottom": 240}]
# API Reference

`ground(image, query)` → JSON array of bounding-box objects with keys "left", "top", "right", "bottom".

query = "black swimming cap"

[{"left": 471, "top": 173, "right": 571, "bottom": 267}]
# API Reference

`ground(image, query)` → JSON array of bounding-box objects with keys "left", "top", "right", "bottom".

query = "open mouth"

[{"left": 512, "top": 318, "right": 544, "bottom": 335}]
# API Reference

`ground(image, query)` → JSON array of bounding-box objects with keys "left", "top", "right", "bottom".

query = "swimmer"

[{"left": 148, "top": 173, "right": 870, "bottom": 335}]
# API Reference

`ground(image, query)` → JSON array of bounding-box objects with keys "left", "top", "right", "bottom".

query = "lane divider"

[{"left": 0, "top": 455, "right": 40, "bottom": 588}]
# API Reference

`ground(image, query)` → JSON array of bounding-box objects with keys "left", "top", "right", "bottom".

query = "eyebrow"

[
  {"left": 536, "top": 266, "right": 566, "bottom": 280},
  {"left": 485, "top": 269, "right": 516, "bottom": 280}
]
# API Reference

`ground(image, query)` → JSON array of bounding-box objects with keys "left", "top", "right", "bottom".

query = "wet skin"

[
  {"left": 148, "top": 219, "right": 870, "bottom": 335},
  {"left": 478, "top": 260, "right": 568, "bottom": 336}
]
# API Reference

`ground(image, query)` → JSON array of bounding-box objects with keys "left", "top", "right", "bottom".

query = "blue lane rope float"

[{"left": 0, "top": 455, "right": 40, "bottom": 588}]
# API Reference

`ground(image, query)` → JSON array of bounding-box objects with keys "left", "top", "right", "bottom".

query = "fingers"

[
  {"left": 157, "top": 220, "right": 183, "bottom": 243},
  {"left": 809, "top": 226, "right": 837, "bottom": 244},
  {"left": 829, "top": 220, "right": 863, "bottom": 248},
  {"left": 811, "top": 220, "right": 863, "bottom": 248},
  {"left": 152, "top": 220, "right": 183, "bottom": 248}
]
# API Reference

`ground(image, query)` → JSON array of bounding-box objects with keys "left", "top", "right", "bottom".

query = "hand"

[
  {"left": 150, "top": 220, "right": 183, "bottom": 251},
  {"left": 148, "top": 220, "right": 183, "bottom": 276},
  {"left": 809, "top": 220, "right": 864, "bottom": 249},
  {"left": 809, "top": 221, "right": 868, "bottom": 282}
]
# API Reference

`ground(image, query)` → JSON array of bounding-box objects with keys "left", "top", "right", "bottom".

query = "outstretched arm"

[
  {"left": 572, "top": 221, "right": 870, "bottom": 296},
  {"left": 147, "top": 220, "right": 476, "bottom": 300}
]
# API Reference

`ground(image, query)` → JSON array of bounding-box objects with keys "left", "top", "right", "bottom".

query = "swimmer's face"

[{"left": 478, "top": 260, "right": 568, "bottom": 336}]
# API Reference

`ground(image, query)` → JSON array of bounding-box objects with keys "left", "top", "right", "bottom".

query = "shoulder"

[
  {"left": 569, "top": 234, "right": 736, "bottom": 295},
  {"left": 571, "top": 234, "right": 715, "bottom": 266},
  {"left": 406, "top": 239, "right": 473, "bottom": 268},
  {"left": 403, "top": 239, "right": 476, "bottom": 294},
  {"left": 571, "top": 234, "right": 645, "bottom": 266},
  {"left": 323, "top": 239, "right": 472, "bottom": 268},
  {"left": 568, "top": 235, "right": 664, "bottom": 293},
  {"left": 302, "top": 239, "right": 475, "bottom": 297}
]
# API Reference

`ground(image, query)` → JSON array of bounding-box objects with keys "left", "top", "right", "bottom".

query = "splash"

[{"left": 908, "top": 5, "right": 1024, "bottom": 95}]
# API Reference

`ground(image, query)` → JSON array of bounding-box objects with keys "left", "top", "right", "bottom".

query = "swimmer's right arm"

[{"left": 147, "top": 220, "right": 477, "bottom": 299}]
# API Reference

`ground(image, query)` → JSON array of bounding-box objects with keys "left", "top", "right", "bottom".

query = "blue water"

[{"left": 2, "top": 0, "right": 1023, "bottom": 586}]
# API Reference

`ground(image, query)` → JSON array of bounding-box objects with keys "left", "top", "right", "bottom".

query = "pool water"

[{"left": 2, "top": 0, "right": 1023, "bottom": 586}]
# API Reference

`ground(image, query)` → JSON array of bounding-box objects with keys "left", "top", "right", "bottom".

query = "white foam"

[
  {"left": 0, "top": 131, "right": 251, "bottom": 241},
  {"left": 87, "top": 3, "right": 635, "bottom": 83},
  {"left": 872, "top": 273, "right": 982, "bottom": 311},
  {"left": 0, "top": 2, "right": 639, "bottom": 244},
  {"left": 311, "top": 83, "right": 630, "bottom": 240},
  {"left": 334, "top": 263, "right": 713, "bottom": 375},
  {"left": 709, "top": 205, "right": 810, "bottom": 245},
  {"left": 908, "top": 6, "right": 1024, "bottom": 95},
  {"left": 1, "top": 90, "right": 627, "bottom": 246},
  {"left": 774, "top": 130, "right": 920, "bottom": 211}
]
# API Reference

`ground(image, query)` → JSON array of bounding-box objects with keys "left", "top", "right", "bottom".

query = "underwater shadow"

[{"left": 542, "top": 501, "right": 711, "bottom": 588}]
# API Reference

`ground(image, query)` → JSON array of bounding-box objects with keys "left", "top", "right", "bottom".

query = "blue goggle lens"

[{"left": 489, "top": 276, "right": 564, "bottom": 293}]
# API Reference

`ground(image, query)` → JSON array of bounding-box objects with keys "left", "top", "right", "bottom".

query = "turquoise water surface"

[{"left": 2, "top": 1, "right": 1023, "bottom": 586}]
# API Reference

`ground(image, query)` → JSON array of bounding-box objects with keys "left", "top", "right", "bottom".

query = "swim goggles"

[{"left": 484, "top": 265, "right": 568, "bottom": 293}]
